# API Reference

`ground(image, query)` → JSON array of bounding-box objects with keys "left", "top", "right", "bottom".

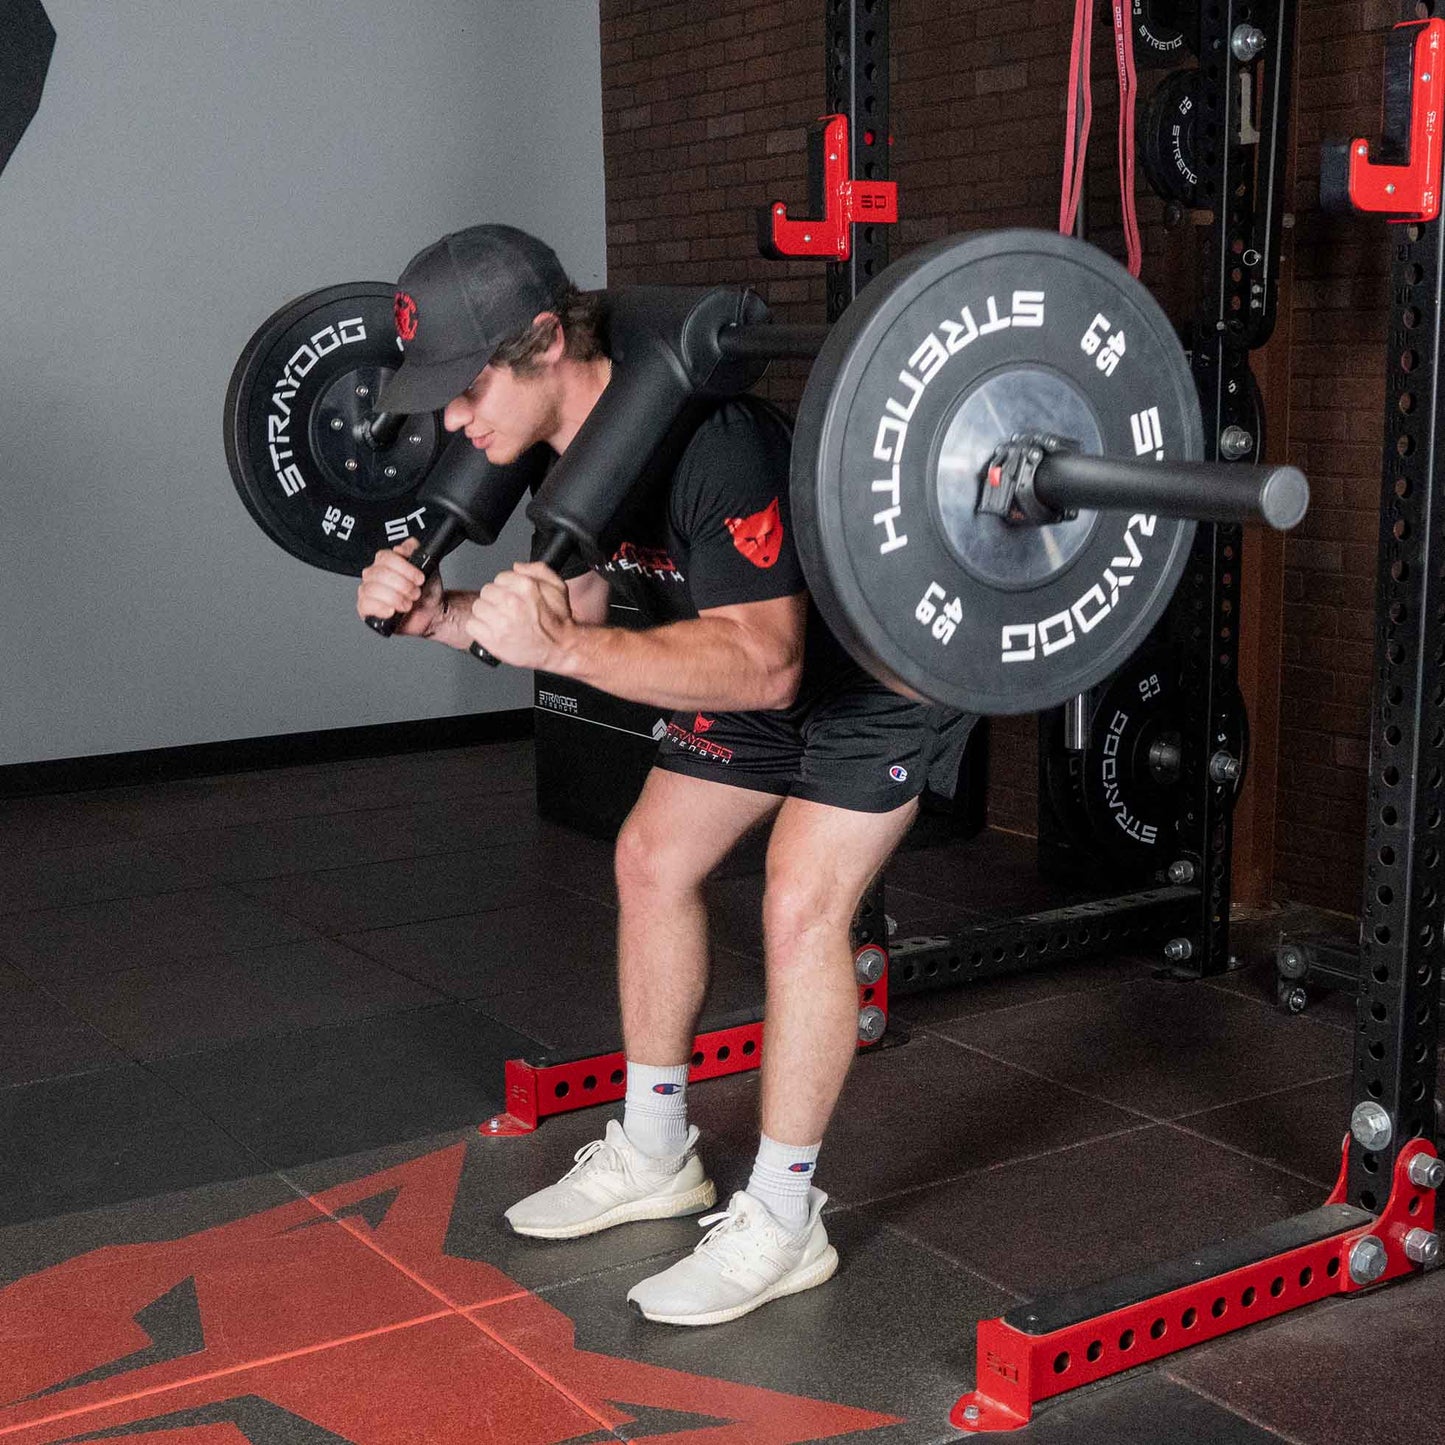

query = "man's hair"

[{"left": 490, "top": 283, "right": 605, "bottom": 374}]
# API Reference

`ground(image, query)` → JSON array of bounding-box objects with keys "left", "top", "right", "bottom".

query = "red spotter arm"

[
  {"left": 758, "top": 114, "right": 898, "bottom": 261},
  {"left": 1322, "top": 18, "right": 1445, "bottom": 223}
]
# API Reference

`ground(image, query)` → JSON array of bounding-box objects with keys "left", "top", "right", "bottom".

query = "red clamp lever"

[
  {"left": 1321, "top": 18, "right": 1444, "bottom": 223},
  {"left": 756, "top": 114, "right": 897, "bottom": 261}
]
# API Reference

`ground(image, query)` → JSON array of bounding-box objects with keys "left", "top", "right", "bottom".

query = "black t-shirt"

[{"left": 579, "top": 396, "right": 866, "bottom": 696}]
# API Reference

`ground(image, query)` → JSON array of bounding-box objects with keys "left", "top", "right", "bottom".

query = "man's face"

[{"left": 442, "top": 362, "right": 553, "bottom": 464}]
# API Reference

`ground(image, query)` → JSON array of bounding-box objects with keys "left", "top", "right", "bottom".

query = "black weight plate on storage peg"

[
  {"left": 1140, "top": 69, "right": 1204, "bottom": 208},
  {"left": 1132, "top": 0, "right": 1197, "bottom": 67},
  {"left": 1076, "top": 652, "right": 1184, "bottom": 866},
  {"left": 792, "top": 228, "right": 1201, "bottom": 715},
  {"left": 224, "top": 282, "right": 444, "bottom": 575}
]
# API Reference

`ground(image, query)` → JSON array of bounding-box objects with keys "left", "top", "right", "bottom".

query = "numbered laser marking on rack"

[{"left": 266, "top": 316, "right": 368, "bottom": 498}]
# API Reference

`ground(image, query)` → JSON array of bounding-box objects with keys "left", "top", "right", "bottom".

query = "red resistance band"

[{"left": 1060, "top": 0, "right": 1142, "bottom": 277}]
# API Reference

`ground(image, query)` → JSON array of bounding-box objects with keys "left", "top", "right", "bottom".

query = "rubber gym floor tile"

[
  {"left": 1203, "top": 953, "right": 1360, "bottom": 1031},
  {"left": 337, "top": 884, "right": 621, "bottom": 999},
  {"left": 868, "top": 1124, "right": 1323, "bottom": 1302},
  {"left": 0, "top": 1168, "right": 306, "bottom": 1292},
  {"left": 889, "top": 949, "right": 1155, "bottom": 1028},
  {"left": 799, "top": 1033, "right": 1142, "bottom": 1205},
  {"left": 884, "top": 829, "right": 1095, "bottom": 917},
  {"left": 932, "top": 977, "right": 1353, "bottom": 1120},
  {"left": 0, "top": 793, "right": 138, "bottom": 856},
  {"left": 151, "top": 787, "right": 540, "bottom": 884},
  {"left": 0, "top": 838, "right": 217, "bottom": 915},
  {"left": 279, "top": 1122, "right": 727, "bottom": 1302},
  {"left": 1004, "top": 1372, "right": 1288, "bottom": 1444},
  {"left": 1166, "top": 1265, "right": 1445, "bottom": 1445},
  {"left": 476, "top": 943, "right": 765, "bottom": 1054},
  {"left": 1175, "top": 1072, "right": 1357, "bottom": 1189},
  {"left": 91, "top": 744, "right": 537, "bottom": 838},
  {"left": 232, "top": 843, "right": 557, "bottom": 934},
  {"left": 522, "top": 822, "right": 626, "bottom": 908},
  {"left": 42, "top": 938, "right": 445, "bottom": 1061},
  {"left": 0, "top": 885, "right": 318, "bottom": 980},
  {"left": 501, "top": 1207, "right": 1015, "bottom": 1444},
  {"left": 0, "top": 1186, "right": 465, "bottom": 1438},
  {"left": 0, "top": 1064, "right": 269, "bottom": 1227},
  {"left": 0, "top": 964, "right": 130, "bottom": 1087},
  {"left": 0, "top": 1310, "right": 606, "bottom": 1445},
  {"left": 147, "top": 1003, "right": 546, "bottom": 1170}
]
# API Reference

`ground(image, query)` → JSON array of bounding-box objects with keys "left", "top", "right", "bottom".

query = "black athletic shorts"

[{"left": 654, "top": 674, "right": 979, "bottom": 814}]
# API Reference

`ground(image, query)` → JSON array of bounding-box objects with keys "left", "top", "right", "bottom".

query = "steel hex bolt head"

[
  {"left": 857, "top": 1005, "right": 887, "bottom": 1044},
  {"left": 1167, "top": 859, "right": 1196, "bottom": 884},
  {"left": 1408, "top": 1154, "right": 1445, "bottom": 1190},
  {"left": 1349, "top": 1235, "right": 1389, "bottom": 1284},
  {"left": 1404, "top": 1228, "right": 1440, "bottom": 1266},
  {"left": 1164, "top": 937, "right": 1194, "bottom": 963},
  {"left": 1219, "top": 426, "right": 1255, "bottom": 460},
  {"left": 1351, "top": 1101, "right": 1393, "bottom": 1153},
  {"left": 1277, "top": 943, "right": 1309, "bottom": 980},
  {"left": 854, "top": 945, "right": 887, "bottom": 985},
  {"left": 1231, "top": 23, "right": 1266, "bottom": 60}
]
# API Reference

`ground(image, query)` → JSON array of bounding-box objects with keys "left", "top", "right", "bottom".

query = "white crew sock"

[
  {"left": 746, "top": 1133, "right": 821, "bottom": 1233},
  {"left": 621, "top": 1060, "right": 691, "bottom": 1161}
]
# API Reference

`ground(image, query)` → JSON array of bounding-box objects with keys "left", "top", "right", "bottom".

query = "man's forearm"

[
  {"left": 430, "top": 590, "right": 481, "bottom": 651},
  {"left": 554, "top": 617, "right": 799, "bottom": 712}
]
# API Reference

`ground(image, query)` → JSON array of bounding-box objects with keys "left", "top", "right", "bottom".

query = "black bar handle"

[
  {"left": 469, "top": 530, "right": 575, "bottom": 665},
  {"left": 715, "top": 322, "right": 831, "bottom": 360},
  {"left": 1034, "top": 453, "right": 1309, "bottom": 531},
  {"left": 364, "top": 513, "right": 468, "bottom": 638}
]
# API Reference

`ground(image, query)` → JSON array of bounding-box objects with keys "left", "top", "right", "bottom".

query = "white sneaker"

[
  {"left": 626, "top": 1187, "right": 838, "bottom": 1326},
  {"left": 504, "top": 1120, "right": 716, "bottom": 1240}
]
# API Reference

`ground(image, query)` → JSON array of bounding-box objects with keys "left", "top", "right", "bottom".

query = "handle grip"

[
  {"left": 470, "top": 530, "right": 576, "bottom": 666},
  {"left": 363, "top": 514, "right": 466, "bottom": 638}
]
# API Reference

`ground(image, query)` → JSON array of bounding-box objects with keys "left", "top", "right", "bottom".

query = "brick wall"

[
  {"left": 1280, "top": 0, "right": 1398, "bottom": 910},
  {"left": 599, "top": 0, "right": 1397, "bottom": 910}
]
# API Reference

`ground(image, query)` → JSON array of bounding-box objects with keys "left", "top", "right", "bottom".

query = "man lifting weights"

[{"left": 357, "top": 224, "right": 975, "bottom": 1326}]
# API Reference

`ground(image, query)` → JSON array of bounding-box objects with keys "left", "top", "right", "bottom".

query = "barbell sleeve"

[
  {"left": 1032, "top": 452, "right": 1310, "bottom": 531},
  {"left": 358, "top": 409, "right": 406, "bottom": 451}
]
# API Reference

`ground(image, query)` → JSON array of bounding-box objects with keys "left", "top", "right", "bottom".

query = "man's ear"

[{"left": 532, "top": 311, "right": 566, "bottom": 362}]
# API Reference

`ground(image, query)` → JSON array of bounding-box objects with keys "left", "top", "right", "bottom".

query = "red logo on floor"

[
  {"left": 725, "top": 497, "right": 783, "bottom": 569},
  {"left": 0, "top": 1145, "right": 899, "bottom": 1442}
]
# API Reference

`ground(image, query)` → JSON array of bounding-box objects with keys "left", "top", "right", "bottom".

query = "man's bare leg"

[
  {"left": 758, "top": 795, "right": 919, "bottom": 1147},
  {"left": 503, "top": 768, "right": 780, "bottom": 1241},
  {"left": 615, "top": 767, "right": 782, "bottom": 1065}
]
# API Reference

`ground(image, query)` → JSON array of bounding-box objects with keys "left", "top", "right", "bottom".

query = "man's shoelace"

[
  {"left": 695, "top": 1200, "right": 783, "bottom": 1270},
  {"left": 562, "top": 1138, "right": 616, "bottom": 1179}
]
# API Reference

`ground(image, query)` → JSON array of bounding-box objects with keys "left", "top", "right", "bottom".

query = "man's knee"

[
  {"left": 615, "top": 806, "right": 703, "bottom": 900},
  {"left": 762, "top": 866, "right": 855, "bottom": 955}
]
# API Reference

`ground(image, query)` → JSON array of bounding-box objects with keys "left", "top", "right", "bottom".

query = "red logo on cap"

[
  {"left": 725, "top": 497, "right": 783, "bottom": 569},
  {"left": 394, "top": 291, "right": 419, "bottom": 343}
]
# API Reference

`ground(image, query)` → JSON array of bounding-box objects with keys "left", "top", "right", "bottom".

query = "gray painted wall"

[{"left": 0, "top": 1, "right": 604, "bottom": 765}]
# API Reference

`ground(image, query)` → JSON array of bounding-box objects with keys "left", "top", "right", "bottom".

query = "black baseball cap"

[{"left": 378, "top": 224, "right": 571, "bottom": 414}]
